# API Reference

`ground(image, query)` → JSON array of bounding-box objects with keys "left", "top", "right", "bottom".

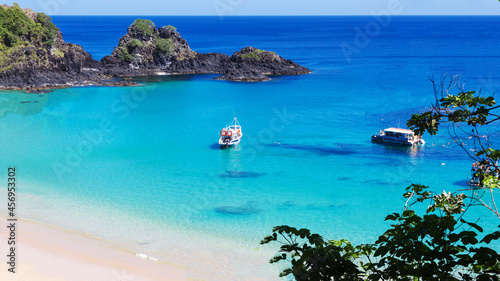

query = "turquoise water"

[{"left": 2, "top": 16, "right": 500, "bottom": 279}]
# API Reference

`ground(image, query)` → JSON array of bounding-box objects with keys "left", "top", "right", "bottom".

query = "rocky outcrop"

[
  {"left": 0, "top": 6, "right": 310, "bottom": 89},
  {"left": 216, "top": 47, "right": 311, "bottom": 81},
  {"left": 100, "top": 21, "right": 311, "bottom": 82},
  {"left": 101, "top": 20, "right": 196, "bottom": 75},
  {"left": 0, "top": 4, "right": 136, "bottom": 89}
]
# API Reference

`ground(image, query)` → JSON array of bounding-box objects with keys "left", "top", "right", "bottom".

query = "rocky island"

[{"left": 0, "top": 4, "right": 310, "bottom": 90}]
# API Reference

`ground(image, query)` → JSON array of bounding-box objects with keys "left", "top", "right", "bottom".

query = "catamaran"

[
  {"left": 371, "top": 127, "right": 425, "bottom": 146},
  {"left": 219, "top": 117, "right": 242, "bottom": 147}
]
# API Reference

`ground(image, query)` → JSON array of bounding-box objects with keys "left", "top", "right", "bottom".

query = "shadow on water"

[
  {"left": 215, "top": 201, "right": 261, "bottom": 215},
  {"left": 453, "top": 179, "right": 470, "bottom": 187},
  {"left": 362, "top": 178, "right": 394, "bottom": 186},
  {"left": 363, "top": 143, "right": 427, "bottom": 163},
  {"left": 219, "top": 170, "right": 267, "bottom": 178},
  {"left": 209, "top": 143, "right": 222, "bottom": 150},
  {"left": 265, "top": 143, "right": 357, "bottom": 156},
  {"left": 277, "top": 200, "right": 297, "bottom": 211},
  {"left": 0, "top": 91, "right": 49, "bottom": 117},
  {"left": 209, "top": 143, "right": 240, "bottom": 150}
]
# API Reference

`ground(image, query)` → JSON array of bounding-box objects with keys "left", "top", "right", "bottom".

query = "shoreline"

[
  {"left": 0, "top": 204, "right": 280, "bottom": 280},
  {"left": 0, "top": 217, "right": 187, "bottom": 280},
  {"left": 0, "top": 69, "right": 312, "bottom": 91},
  {"left": 0, "top": 183, "right": 280, "bottom": 281}
]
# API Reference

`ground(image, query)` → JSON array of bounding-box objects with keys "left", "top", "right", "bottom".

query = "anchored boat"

[
  {"left": 372, "top": 128, "right": 425, "bottom": 146},
  {"left": 219, "top": 117, "right": 242, "bottom": 147}
]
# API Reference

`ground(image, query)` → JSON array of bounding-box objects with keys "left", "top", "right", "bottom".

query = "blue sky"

[{"left": 7, "top": 0, "right": 500, "bottom": 15}]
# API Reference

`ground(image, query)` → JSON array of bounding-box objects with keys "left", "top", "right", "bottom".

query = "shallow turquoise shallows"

[{"left": 1, "top": 16, "right": 500, "bottom": 279}]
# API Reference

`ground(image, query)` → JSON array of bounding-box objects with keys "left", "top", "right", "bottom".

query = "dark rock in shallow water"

[
  {"left": 219, "top": 170, "right": 267, "bottom": 178},
  {"left": 215, "top": 201, "right": 261, "bottom": 215},
  {"left": 0, "top": 7, "right": 310, "bottom": 89},
  {"left": 266, "top": 143, "right": 356, "bottom": 156},
  {"left": 362, "top": 179, "right": 391, "bottom": 186}
]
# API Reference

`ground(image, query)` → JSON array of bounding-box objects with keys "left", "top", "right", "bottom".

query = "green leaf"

[
  {"left": 460, "top": 218, "right": 484, "bottom": 233},
  {"left": 481, "top": 231, "right": 500, "bottom": 244}
]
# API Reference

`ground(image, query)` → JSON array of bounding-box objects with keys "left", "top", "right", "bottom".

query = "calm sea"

[{"left": 1, "top": 16, "right": 500, "bottom": 280}]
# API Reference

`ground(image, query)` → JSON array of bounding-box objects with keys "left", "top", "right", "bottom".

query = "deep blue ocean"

[{"left": 1, "top": 16, "right": 500, "bottom": 280}]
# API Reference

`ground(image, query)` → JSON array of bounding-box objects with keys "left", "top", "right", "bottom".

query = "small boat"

[
  {"left": 219, "top": 117, "right": 242, "bottom": 147},
  {"left": 371, "top": 127, "right": 425, "bottom": 146}
]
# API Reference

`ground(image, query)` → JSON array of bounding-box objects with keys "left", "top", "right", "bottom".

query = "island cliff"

[{"left": 0, "top": 5, "right": 311, "bottom": 90}]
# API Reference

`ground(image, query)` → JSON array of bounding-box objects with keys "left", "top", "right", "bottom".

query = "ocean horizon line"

[{"left": 48, "top": 14, "right": 500, "bottom": 17}]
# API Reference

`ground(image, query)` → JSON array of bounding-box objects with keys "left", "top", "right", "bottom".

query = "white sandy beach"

[{"left": 0, "top": 218, "right": 187, "bottom": 281}]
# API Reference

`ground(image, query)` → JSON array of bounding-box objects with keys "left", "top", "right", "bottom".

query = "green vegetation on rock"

[
  {"left": 117, "top": 45, "right": 134, "bottom": 62},
  {"left": 52, "top": 48, "right": 64, "bottom": 58},
  {"left": 0, "top": 4, "right": 57, "bottom": 49},
  {"left": 130, "top": 19, "right": 155, "bottom": 38},
  {"left": 241, "top": 48, "right": 265, "bottom": 60},
  {"left": 240, "top": 48, "right": 278, "bottom": 61},
  {"left": 0, "top": 4, "right": 62, "bottom": 73},
  {"left": 155, "top": 38, "right": 175, "bottom": 56},
  {"left": 35, "top": 12, "right": 58, "bottom": 46},
  {"left": 127, "top": 38, "right": 143, "bottom": 52},
  {"left": 164, "top": 25, "right": 177, "bottom": 32},
  {"left": 109, "top": 19, "right": 194, "bottom": 65}
]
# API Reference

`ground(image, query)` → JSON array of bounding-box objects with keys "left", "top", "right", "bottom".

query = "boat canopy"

[{"left": 384, "top": 128, "right": 414, "bottom": 135}]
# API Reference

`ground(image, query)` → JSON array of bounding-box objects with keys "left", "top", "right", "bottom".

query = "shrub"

[
  {"left": 117, "top": 46, "right": 133, "bottom": 62},
  {"left": 52, "top": 48, "right": 64, "bottom": 58},
  {"left": 35, "top": 13, "right": 58, "bottom": 46},
  {"left": 164, "top": 25, "right": 177, "bottom": 32},
  {"left": 0, "top": 5, "right": 58, "bottom": 48},
  {"left": 262, "top": 185, "right": 500, "bottom": 280},
  {"left": 127, "top": 38, "right": 143, "bottom": 52},
  {"left": 241, "top": 49, "right": 266, "bottom": 61},
  {"left": 130, "top": 19, "right": 155, "bottom": 38},
  {"left": 155, "top": 38, "right": 175, "bottom": 56}
]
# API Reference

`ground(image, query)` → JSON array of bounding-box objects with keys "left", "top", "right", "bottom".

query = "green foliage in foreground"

[
  {"left": 263, "top": 76, "right": 500, "bottom": 280},
  {"left": 262, "top": 185, "right": 500, "bottom": 280}
]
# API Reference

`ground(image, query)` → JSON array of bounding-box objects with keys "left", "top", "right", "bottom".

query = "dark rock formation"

[
  {"left": 0, "top": 4, "right": 135, "bottom": 90},
  {"left": 0, "top": 6, "right": 310, "bottom": 90},
  {"left": 216, "top": 47, "right": 311, "bottom": 82},
  {"left": 100, "top": 20, "right": 311, "bottom": 82}
]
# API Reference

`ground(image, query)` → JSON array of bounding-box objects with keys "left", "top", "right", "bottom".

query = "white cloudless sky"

[{"left": 7, "top": 0, "right": 500, "bottom": 15}]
